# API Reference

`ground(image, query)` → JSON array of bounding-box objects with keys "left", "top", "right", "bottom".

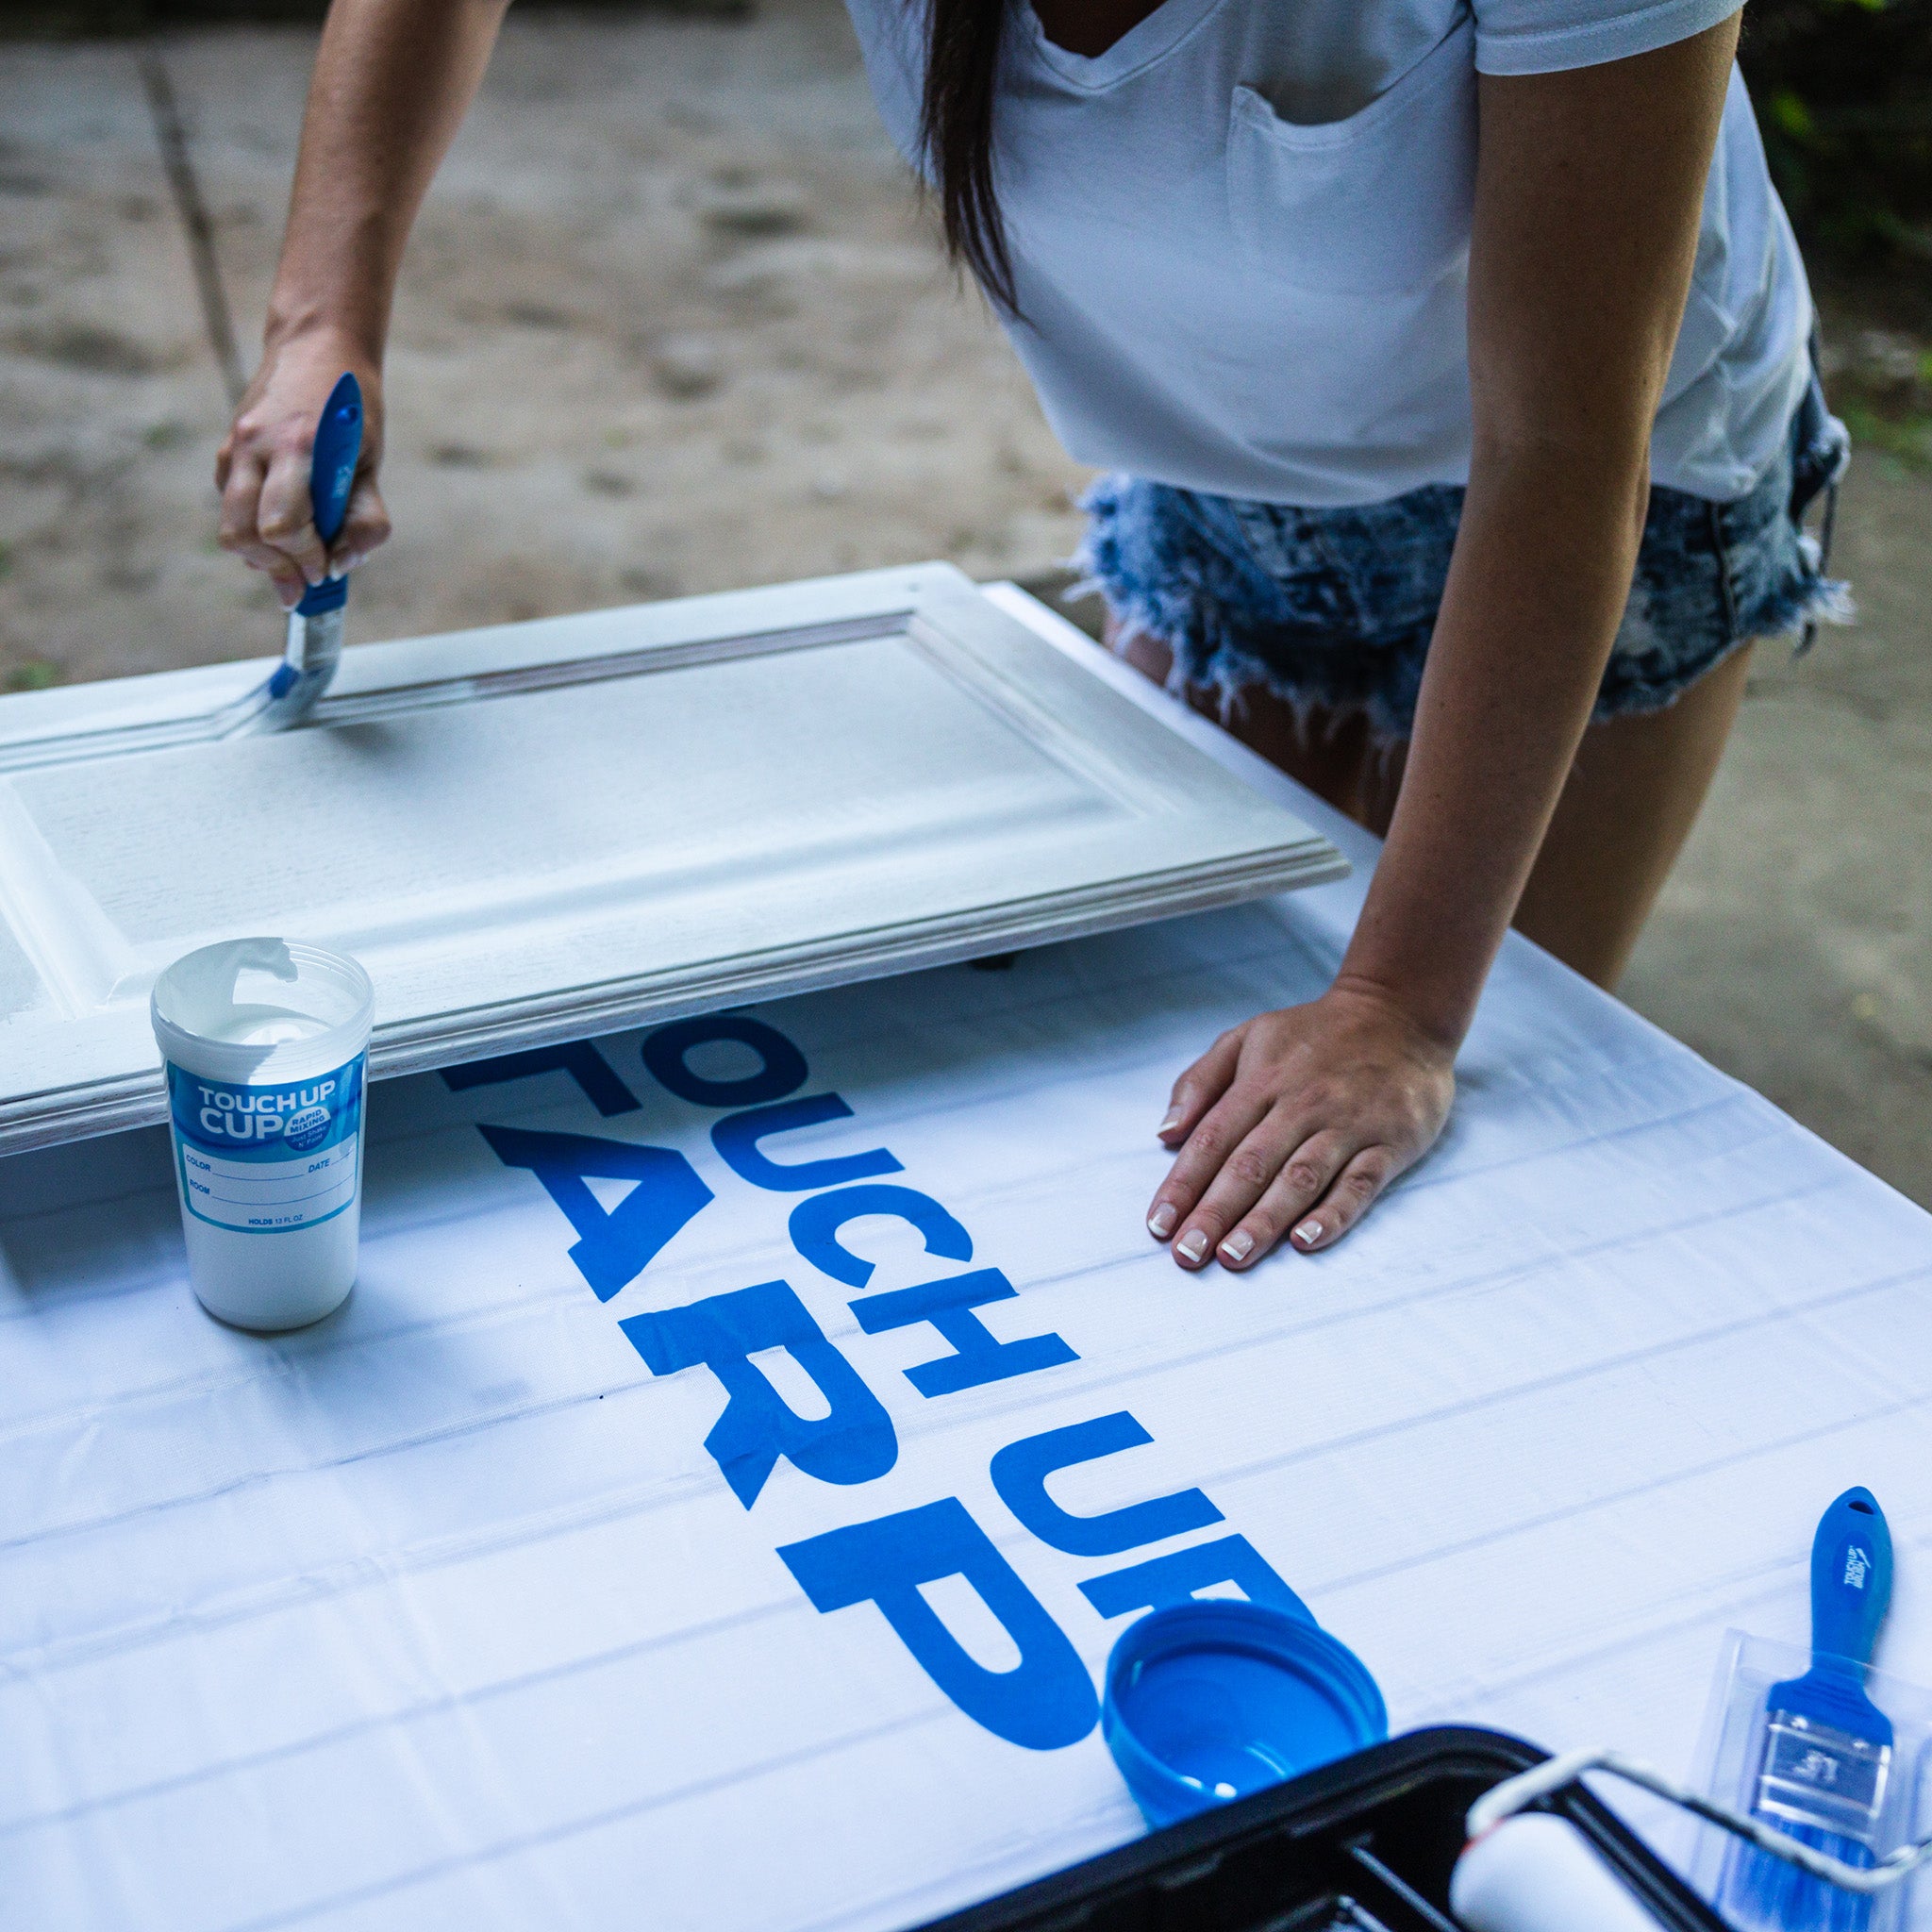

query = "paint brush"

[
  {"left": 0, "top": 374, "right": 362, "bottom": 774},
  {"left": 1721, "top": 1486, "right": 1894, "bottom": 1931},
  {"left": 248, "top": 371, "right": 363, "bottom": 732}
]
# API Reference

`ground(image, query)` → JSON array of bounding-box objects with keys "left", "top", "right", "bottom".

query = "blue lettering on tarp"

[
  {"left": 1079, "top": 1535, "right": 1311, "bottom": 1622},
  {"left": 643, "top": 1016, "right": 809, "bottom": 1108},
  {"left": 443, "top": 1043, "right": 639, "bottom": 1116},
  {"left": 777, "top": 1498, "right": 1099, "bottom": 1750},
  {"left": 477, "top": 1124, "right": 713, "bottom": 1302},
  {"left": 712, "top": 1094, "right": 903, "bottom": 1192},
  {"left": 990, "top": 1412, "right": 1223, "bottom": 1557},
  {"left": 788, "top": 1184, "right": 974, "bottom": 1289},
  {"left": 850, "top": 1267, "right": 1077, "bottom": 1396},
  {"left": 621, "top": 1280, "right": 898, "bottom": 1507},
  {"left": 472, "top": 1008, "right": 1313, "bottom": 1755}
]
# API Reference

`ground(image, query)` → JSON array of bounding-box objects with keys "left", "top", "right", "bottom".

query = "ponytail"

[{"left": 918, "top": 0, "right": 1020, "bottom": 312}]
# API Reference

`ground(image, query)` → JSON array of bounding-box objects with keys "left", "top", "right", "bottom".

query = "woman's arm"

[
  {"left": 216, "top": 0, "right": 511, "bottom": 609},
  {"left": 1147, "top": 17, "right": 1741, "bottom": 1270}
]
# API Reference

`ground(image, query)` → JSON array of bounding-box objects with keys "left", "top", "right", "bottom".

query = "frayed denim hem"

[
  {"left": 1072, "top": 475, "right": 1433, "bottom": 745},
  {"left": 1073, "top": 375, "right": 1854, "bottom": 744},
  {"left": 1595, "top": 559, "right": 1854, "bottom": 720}
]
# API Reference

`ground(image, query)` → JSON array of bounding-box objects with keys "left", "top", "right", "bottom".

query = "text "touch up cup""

[{"left": 151, "top": 938, "right": 375, "bottom": 1331}]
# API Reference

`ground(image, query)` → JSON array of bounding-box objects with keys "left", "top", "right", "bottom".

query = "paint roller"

[
  {"left": 1449, "top": 1744, "right": 1932, "bottom": 1932},
  {"left": 1451, "top": 1811, "right": 1682, "bottom": 1932}
]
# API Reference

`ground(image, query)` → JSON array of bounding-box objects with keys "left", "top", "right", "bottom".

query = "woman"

[{"left": 218, "top": 0, "right": 1845, "bottom": 1273}]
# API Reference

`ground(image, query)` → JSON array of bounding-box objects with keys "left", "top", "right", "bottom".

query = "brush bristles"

[
  {"left": 1719, "top": 1693, "right": 1893, "bottom": 1929},
  {"left": 1721, "top": 1823, "right": 1876, "bottom": 1932}
]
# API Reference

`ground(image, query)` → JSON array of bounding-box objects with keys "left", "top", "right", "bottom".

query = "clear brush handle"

[{"left": 1812, "top": 1486, "right": 1892, "bottom": 1670}]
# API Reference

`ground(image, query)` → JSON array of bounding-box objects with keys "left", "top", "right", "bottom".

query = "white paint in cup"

[{"left": 151, "top": 938, "right": 375, "bottom": 1331}]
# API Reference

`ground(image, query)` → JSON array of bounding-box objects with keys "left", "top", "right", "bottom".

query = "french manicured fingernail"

[
  {"left": 1219, "top": 1229, "right": 1254, "bottom": 1263},
  {"left": 1291, "top": 1219, "right": 1322, "bottom": 1249},
  {"left": 1176, "top": 1228, "right": 1208, "bottom": 1263},
  {"left": 1147, "top": 1203, "right": 1177, "bottom": 1240},
  {"left": 1157, "top": 1110, "right": 1183, "bottom": 1136}
]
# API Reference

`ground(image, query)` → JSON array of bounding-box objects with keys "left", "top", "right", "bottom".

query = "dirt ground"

[
  {"left": 0, "top": 0, "right": 1083, "bottom": 669},
  {"left": 1, "top": 1, "right": 1927, "bottom": 1207}
]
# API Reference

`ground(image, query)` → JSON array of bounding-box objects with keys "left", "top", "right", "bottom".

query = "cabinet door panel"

[{"left": 0, "top": 565, "right": 1343, "bottom": 1151}]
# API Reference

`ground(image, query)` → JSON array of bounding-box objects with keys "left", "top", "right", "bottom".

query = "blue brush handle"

[
  {"left": 293, "top": 373, "right": 363, "bottom": 620},
  {"left": 1811, "top": 1486, "right": 1892, "bottom": 1669}
]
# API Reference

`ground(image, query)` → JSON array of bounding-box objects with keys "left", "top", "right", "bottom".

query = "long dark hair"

[{"left": 919, "top": 0, "right": 1019, "bottom": 312}]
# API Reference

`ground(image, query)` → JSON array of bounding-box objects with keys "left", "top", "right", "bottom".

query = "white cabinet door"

[{"left": 0, "top": 565, "right": 1343, "bottom": 1152}]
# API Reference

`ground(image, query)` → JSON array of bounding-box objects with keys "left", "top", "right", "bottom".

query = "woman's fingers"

[
  {"left": 1289, "top": 1144, "right": 1399, "bottom": 1252},
  {"left": 330, "top": 472, "right": 391, "bottom": 576},
  {"left": 216, "top": 448, "right": 266, "bottom": 559},
  {"left": 217, "top": 450, "right": 308, "bottom": 610},
  {"left": 1145, "top": 1083, "right": 1270, "bottom": 1243},
  {"left": 1211, "top": 1128, "right": 1364, "bottom": 1269},
  {"left": 1175, "top": 1124, "right": 1353, "bottom": 1270},
  {"left": 256, "top": 440, "right": 332, "bottom": 590},
  {"left": 1157, "top": 1027, "right": 1241, "bottom": 1146}
]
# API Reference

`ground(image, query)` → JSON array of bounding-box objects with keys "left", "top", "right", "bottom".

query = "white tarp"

[{"left": 3, "top": 596, "right": 1929, "bottom": 1930}]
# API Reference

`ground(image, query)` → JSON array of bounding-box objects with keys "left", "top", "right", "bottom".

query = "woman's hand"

[
  {"left": 216, "top": 328, "right": 389, "bottom": 612},
  {"left": 1146, "top": 980, "right": 1456, "bottom": 1270}
]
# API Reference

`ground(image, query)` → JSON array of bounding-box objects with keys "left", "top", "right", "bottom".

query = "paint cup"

[
  {"left": 151, "top": 938, "right": 374, "bottom": 1331},
  {"left": 1102, "top": 1601, "right": 1388, "bottom": 1828}
]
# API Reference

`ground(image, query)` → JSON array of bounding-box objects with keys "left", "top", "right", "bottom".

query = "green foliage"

[
  {"left": 1839, "top": 399, "right": 1932, "bottom": 465},
  {"left": 1739, "top": 0, "right": 1932, "bottom": 265}
]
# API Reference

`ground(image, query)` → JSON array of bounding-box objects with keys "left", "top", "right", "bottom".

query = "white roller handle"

[{"left": 1451, "top": 1815, "right": 1673, "bottom": 1932}]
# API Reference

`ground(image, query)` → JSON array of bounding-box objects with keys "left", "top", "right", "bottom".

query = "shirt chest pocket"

[{"left": 1226, "top": 15, "right": 1477, "bottom": 297}]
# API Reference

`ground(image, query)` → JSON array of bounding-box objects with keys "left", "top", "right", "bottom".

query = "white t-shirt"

[{"left": 844, "top": 0, "right": 1811, "bottom": 506}]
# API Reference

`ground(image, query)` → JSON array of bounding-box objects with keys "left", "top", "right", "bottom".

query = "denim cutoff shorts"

[{"left": 1077, "top": 372, "right": 1853, "bottom": 743}]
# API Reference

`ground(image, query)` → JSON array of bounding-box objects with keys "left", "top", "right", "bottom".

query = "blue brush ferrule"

[{"left": 293, "top": 575, "right": 349, "bottom": 619}]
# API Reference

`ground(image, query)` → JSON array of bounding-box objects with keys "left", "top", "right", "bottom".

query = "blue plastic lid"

[{"left": 1103, "top": 1600, "right": 1388, "bottom": 1828}]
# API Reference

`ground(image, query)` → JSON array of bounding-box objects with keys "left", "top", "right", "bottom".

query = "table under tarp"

[{"left": 3, "top": 588, "right": 1929, "bottom": 1931}]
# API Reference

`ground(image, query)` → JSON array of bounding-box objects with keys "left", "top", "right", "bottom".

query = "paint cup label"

[{"left": 165, "top": 1053, "right": 365, "bottom": 1234}]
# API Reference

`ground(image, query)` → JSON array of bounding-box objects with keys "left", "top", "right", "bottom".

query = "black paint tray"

[{"left": 918, "top": 1725, "right": 1733, "bottom": 1932}]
